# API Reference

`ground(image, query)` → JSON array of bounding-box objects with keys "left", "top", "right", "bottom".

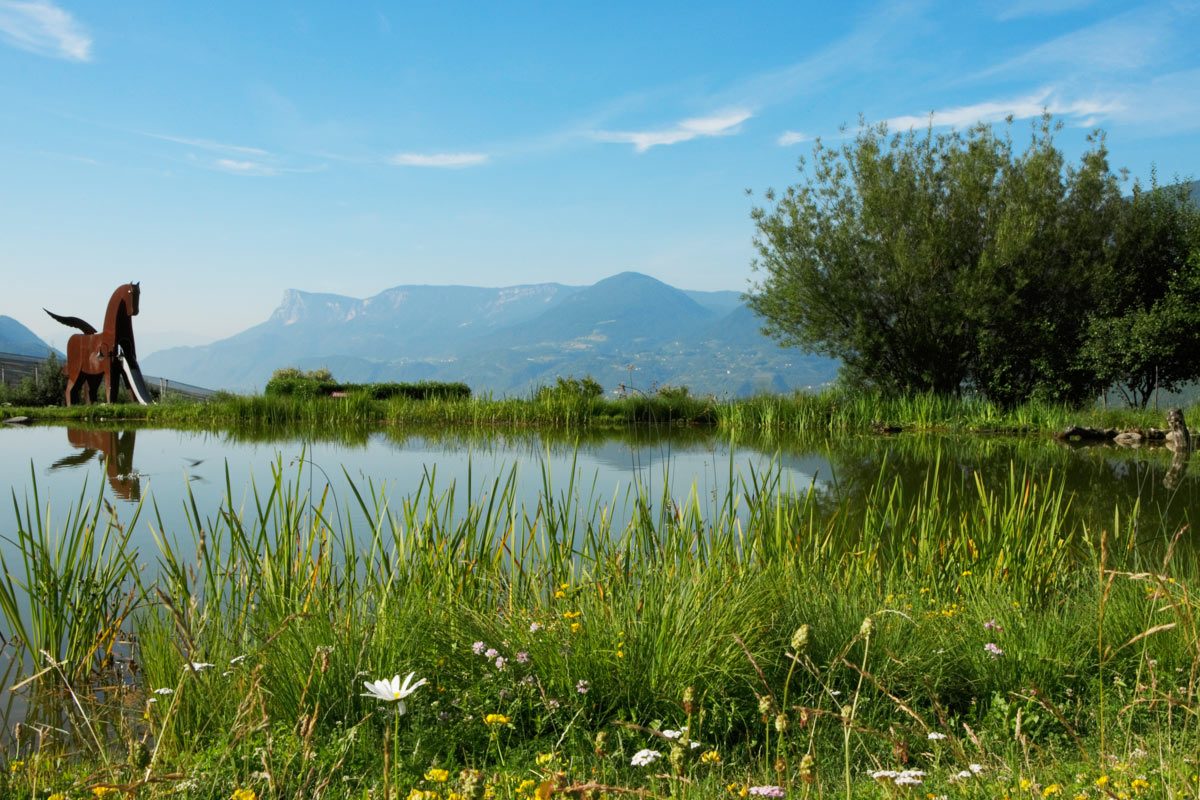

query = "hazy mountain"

[
  {"left": 0, "top": 316, "right": 60, "bottom": 358},
  {"left": 141, "top": 273, "right": 838, "bottom": 396}
]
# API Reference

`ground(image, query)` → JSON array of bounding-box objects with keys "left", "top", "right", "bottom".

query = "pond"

[{"left": 1, "top": 423, "right": 1196, "bottom": 560}]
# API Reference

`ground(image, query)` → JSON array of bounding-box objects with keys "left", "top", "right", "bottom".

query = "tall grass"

[
  {"left": 10, "top": 388, "right": 1195, "bottom": 438},
  {"left": 1, "top": 452, "right": 1198, "bottom": 798}
]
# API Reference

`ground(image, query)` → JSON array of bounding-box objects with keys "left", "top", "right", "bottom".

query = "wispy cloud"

[
  {"left": 0, "top": 0, "right": 91, "bottom": 61},
  {"left": 213, "top": 158, "right": 279, "bottom": 176},
  {"left": 885, "top": 87, "right": 1122, "bottom": 130},
  {"left": 138, "top": 131, "right": 270, "bottom": 157},
  {"left": 595, "top": 109, "right": 752, "bottom": 153},
  {"left": 387, "top": 152, "right": 489, "bottom": 168},
  {"left": 777, "top": 130, "right": 813, "bottom": 146},
  {"left": 993, "top": 0, "right": 1095, "bottom": 21},
  {"left": 141, "top": 130, "right": 324, "bottom": 176},
  {"left": 977, "top": 5, "right": 1181, "bottom": 79},
  {"left": 721, "top": 1, "right": 920, "bottom": 109}
]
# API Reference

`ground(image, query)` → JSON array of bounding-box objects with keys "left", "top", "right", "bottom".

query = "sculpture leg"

[{"left": 64, "top": 374, "right": 75, "bottom": 406}]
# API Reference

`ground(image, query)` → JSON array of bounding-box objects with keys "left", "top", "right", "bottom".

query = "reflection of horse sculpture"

[
  {"left": 49, "top": 428, "right": 141, "bottom": 501},
  {"left": 45, "top": 282, "right": 153, "bottom": 406}
]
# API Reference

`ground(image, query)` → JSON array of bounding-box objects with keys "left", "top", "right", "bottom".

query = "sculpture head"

[{"left": 126, "top": 281, "right": 141, "bottom": 316}]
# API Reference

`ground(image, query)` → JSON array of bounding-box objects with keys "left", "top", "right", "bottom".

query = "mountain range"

[
  {"left": 139, "top": 272, "right": 837, "bottom": 396},
  {"left": 0, "top": 315, "right": 61, "bottom": 358}
]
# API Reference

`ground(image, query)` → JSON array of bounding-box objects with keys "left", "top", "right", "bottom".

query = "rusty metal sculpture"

[{"left": 45, "top": 282, "right": 153, "bottom": 406}]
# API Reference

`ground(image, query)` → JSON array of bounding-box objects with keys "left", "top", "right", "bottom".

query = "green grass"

[
  {"left": 1, "top": 450, "right": 1199, "bottom": 798},
  {"left": 6, "top": 387, "right": 1196, "bottom": 439}
]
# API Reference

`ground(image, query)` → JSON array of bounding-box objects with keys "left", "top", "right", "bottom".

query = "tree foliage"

[
  {"left": 1081, "top": 179, "right": 1200, "bottom": 406},
  {"left": 748, "top": 117, "right": 1199, "bottom": 406}
]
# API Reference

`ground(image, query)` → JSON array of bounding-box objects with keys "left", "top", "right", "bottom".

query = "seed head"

[{"left": 790, "top": 624, "right": 810, "bottom": 653}]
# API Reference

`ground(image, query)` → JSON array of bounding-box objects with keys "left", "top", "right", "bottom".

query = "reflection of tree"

[
  {"left": 50, "top": 428, "right": 141, "bottom": 501},
  {"left": 756, "top": 434, "right": 1198, "bottom": 543}
]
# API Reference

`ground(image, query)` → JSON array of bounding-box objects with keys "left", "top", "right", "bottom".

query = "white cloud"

[
  {"left": 0, "top": 0, "right": 90, "bottom": 61},
  {"left": 140, "top": 131, "right": 269, "bottom": 157},
  {"left": 388, "top": 152, "right": 489, "bottom": 168},
  {"left": 595, "top": 109, "right": 752, "bottom": 153},
  {"left": 213, "top": 158, "right": 279, "bottom": 176},
  {"left": 777, "top": 130, "right": 813, "bottom": 146},
  {"left": 885, "top": 88, "right": 1122, "bottom": 130}
]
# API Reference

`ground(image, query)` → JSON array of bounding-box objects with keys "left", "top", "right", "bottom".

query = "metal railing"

[{"left": 0, "top": 351, "right": 217, "bottom": 401}]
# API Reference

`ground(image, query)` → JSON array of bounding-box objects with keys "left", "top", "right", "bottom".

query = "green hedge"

[{"left": 264, "top": 368, "right": 469, "bottom": 401}]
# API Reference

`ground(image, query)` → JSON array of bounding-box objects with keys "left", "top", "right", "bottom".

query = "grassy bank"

[
  {"left": 4, "top": 388, "right": 1195, "bottom": 437},
  {"left": 1, "top": 456, "right": 1198, "bottom": 799}
]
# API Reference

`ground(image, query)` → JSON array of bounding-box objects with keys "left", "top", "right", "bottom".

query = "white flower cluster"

[
  {"left": 949, "top": 764, "right": 986, "bottom": 781},
  {"left": 630, "top": 748, "right": 662, "bottom": 767},
  {"left": 870, "top": 769, "right": 926, "bottom": 786}
]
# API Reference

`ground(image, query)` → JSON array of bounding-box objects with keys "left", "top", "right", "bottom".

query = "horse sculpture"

[{"left": 45, "top": 282, "right": 153, "bottom": 406}]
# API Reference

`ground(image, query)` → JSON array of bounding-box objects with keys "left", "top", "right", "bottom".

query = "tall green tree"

[
  {"left": 748, "top": 117, "right": 1124, "bottom": 405},
  {"left": 1081, "top": 179, "right": 1200, "bottom": 407}
]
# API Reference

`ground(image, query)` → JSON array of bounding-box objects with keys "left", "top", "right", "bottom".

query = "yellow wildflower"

[
  {"left": 425, "top": 768, "right": 450, "bottom": 783},
  {"left": 1043, "top": 784, "right": 1062, "bottom": 798},
  {"left": 1131, "top": 779, "right": 1150, "bottom": 794},
  {"left": 1096, "top": 776, "right": 1110, "bottom": 787},
  {"left": 570, "top": 622, "right": 582, "bottom": 633},
  {"left": 517, "top": 779, "right": 538, "bottom": 796},
  {"left": 406, "top": 790, "right": 438, "bottom": 800},
  {"left": 48, "top": 794, "right": 68, "bottom": 800},
  {"left": 563, "top": 611, "right": 582, "bottom": 620},
  {"left": 9, "top": 759, "right": 24, "bottom": 773},
  {"left": 536, "top": 752, "right": 556, "bottom": 766},
  {"left": 484, "top": 713, "right": 511, "bottom": 726},
  {"left": 232, "top": 790, "right": 258, "bottom": 800},
  {"left": 93, "top": 789, "right": 121, "bottom": 799},
  {"left": 701, "top": 749, "right": 721, "bottom": 765},
  {"left": 1019, "top": 778, "right": 1032, "bottom": 791}
]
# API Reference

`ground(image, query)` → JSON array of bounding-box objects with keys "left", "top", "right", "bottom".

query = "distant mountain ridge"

[
  {"left": 141, "top": 272, "right": 836, "bottom": 396},
  {"left": 0, "top": 315, "right": 60, "bottom": 358}
]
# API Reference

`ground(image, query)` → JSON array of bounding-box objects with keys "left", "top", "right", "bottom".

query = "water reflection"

[
  {"left": 1165, "top": 447, "right": 1192, "bottom": 492},
  {"left": 48, "top": 428, "right": 141, "bottom": 501}
]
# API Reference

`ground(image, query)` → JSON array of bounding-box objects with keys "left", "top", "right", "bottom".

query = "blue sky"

[{"left": 1, "top": 0, "right": 1198, "bottom": 354}]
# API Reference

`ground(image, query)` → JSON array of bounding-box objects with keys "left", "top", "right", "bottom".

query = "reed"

[{"left": 9, "top": 388, "right": 1194, "bottom": 438}]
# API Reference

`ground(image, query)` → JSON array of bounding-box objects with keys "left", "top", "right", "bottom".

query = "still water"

[{"left": 0, "top": 423, "right": 1196, "bottom": 558}]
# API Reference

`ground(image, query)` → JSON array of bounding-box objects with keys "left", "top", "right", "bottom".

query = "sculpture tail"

[{"left": 44, "top": 308, "right": 98, "bottom": 335}]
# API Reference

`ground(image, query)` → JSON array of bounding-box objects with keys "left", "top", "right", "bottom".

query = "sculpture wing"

[{"left": 44, "top": 308, "right": 97, "bottom": 335}]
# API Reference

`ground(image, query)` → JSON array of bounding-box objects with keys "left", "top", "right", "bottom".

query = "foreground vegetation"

[{"left": 1, "top": 453, "right": 1198, "bottom": 799}]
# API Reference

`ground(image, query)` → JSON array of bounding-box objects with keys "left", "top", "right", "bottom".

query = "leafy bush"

[
  {"left": 263, "top": 367, "right": 338, "bottom": 398},
  {"left": 0, "top": 353, "right": 67, "bottom": 406},
  {"left": 535, "top": 375, "right": 604, "bottom": 401}
]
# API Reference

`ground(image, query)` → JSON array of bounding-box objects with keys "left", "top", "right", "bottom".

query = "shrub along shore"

[
  {"left": 4, "top": 386, "right": 1197, "bottom": 438},
  {"left": 1, "top": 452, "right": 1198, "bottom": 798}
]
